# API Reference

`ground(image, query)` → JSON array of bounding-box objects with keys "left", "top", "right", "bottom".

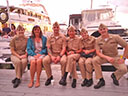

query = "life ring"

[{"left": 0, "top": 10, "right": 9, "bottom": 24}]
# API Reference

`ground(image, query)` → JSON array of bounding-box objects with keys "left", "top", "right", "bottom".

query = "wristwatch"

[{"left": 123, "top": 57, "right": 126, "bottom": 60}]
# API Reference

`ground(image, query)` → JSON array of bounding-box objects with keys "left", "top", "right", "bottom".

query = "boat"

[
  {"left": 0, "top": 2, "right": 52, "bottom": 36},
  {"left": 81, "top": 5, "right": 128, "bottom": 36},
  {"left": 59, "top": 23, "right": 68, "bottom": 36},
  {"left": 69, "top": 4, "right": 128, "bottom": 37}
]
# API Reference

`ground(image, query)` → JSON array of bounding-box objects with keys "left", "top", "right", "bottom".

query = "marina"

[{"left": 0, "top": 0, "right": 128, "bottom": 96}]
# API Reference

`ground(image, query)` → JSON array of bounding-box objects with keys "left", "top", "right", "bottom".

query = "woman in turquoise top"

[{"left": 27, "top": 25, "right": 47, "bottom": 88}]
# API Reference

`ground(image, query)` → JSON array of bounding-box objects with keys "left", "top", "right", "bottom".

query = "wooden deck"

[{"left": 0, "top": 65, "right": 128, "bottom": 96}]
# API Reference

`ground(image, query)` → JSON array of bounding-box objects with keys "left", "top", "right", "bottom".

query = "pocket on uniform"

[
  {"left": 50, "top": 40, "right": 55, "bottom": 45},
  {"left": 110, "top": 41, "right": 116, "bottom": 44},
  {"left": 57, "top": 39, "right": 63, "bottom": 44}
]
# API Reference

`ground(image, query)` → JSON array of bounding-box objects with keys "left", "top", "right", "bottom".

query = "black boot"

[
  {"left": 81, "top": 78, "right": 88, "bottom": 87},
  {"left": 13, "top": 78, "right": 21, "bottom": 88},
  {"left": 45, "top": 76, "right": 53, "bottom": 86},
  {"left": 111, "top": 73, "right": 119, "bottom": 86},
  {"left": 59, "top": 72, "right": 68, "bottom": 86},
  {"left": 71, "top": 79, "right": 77, "bottom": 88},
  {"left": 59, "top": 77, "right": 67, "bottom": 86},
  {"left": 12, "top": 78, "right": 17, "bottom": 84},
  {"left": 86, "top": 79, "right": 93, "bottom": 87},
  {"left": 94, "top": 79, "right": 105, "bottom": 89}
]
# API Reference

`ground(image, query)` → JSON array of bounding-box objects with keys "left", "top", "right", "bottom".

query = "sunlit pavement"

[{"left": 0, "top": 65, "right": 128, "bottom": 96}]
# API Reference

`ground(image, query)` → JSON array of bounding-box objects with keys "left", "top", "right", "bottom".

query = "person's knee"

[
  {"left": 78, "top": 58, "right": 84, "bottom": 65},
  {"left": 92, "top": 57, "right": 100, "bottom": 65},
  {"left": 21, "top": 59, "right": 28, "bottom": 64},
  {"left": 86, "top": 58, "right": 92, "bottom": 63},
  {"left": 30, "top": 60, "right": 36, "bottom": 66},
  {"left": 119, "top": 66, "right": 127, "bottom": 74},
  {"left": 86, "top": 62, "right": 92, "bottom": 68},
  {"left": 43, "top": 57, "right": 50, "bottom": 66},
  {"left": 43, "top": 56, "right": 49, "bottom": 62},
  {"left": 68, "top": 55, "right": 74, "bottom": 60},
  {"left": 78, "top": 61, "right": 85, "bottom": 67},
  {"left": 15, "top": 61, "right": 21, "bottom": 65},
  {"left": 60, "top": 58, "right": 66, "bottom": 65},
  {"left": 37, "top": 59, "right": 42, "bottom": 64}
]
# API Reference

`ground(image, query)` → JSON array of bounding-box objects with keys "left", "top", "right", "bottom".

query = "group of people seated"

[
  {"left": 0, "top": 23, "right": 16, "bottom": 38},
  {"left": 9, "top": 21, "right": 128, "bottom": 89}
]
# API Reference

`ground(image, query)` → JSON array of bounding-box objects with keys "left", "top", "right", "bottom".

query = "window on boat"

[
  {"left": 10, "top": 7, "right": 15, "bottom": 12},
  {"left": 41, "top": 16, "right": 43, "bottom": 19},
  {"left": 30, "top": 12, "right": 33, "bottom": 16},
  {"left": 99, "top": 11, "right": 110, "bottom": 20},
  {"left": 47, "top": 17, "right": 51, "bottom": 24},
  {"left": 21, "top": 9, "right": 25, "bottom": 15},
  {"left": 24, "top": 10, "right": 27, "bottom": 15},
  {"left": 12, "top": 9, "right": 19, "bottom": 13},
  {"left": 44, "top": 26, "right": 48, "bottom": 32},
  {"left": 28, "top": 11, "right": 33, "bottom": 16},
  {"left": 0, "top": 7, "right": 7, "bottom": 12},
  {"left": 37, "top": 15, "right": 41, "bottom": 19},
  {"left": 86, "top": 13, "right": 96, "bottom": 22},
  {"left": 97, "top": 10, "right": 113, "bottom": 20},
  {"left": 28, "top": 11, "right": 30, "bottom": 16},
  {"left": 25, "top": 10, "right": 29, "bottom": 16},
  {"left": 41, "top": 11, "right": 43, "bottom": 13},
  {"left": 17, "top": 9, "right": 20, "bottom": 14},
  {"left": 75, "top": 19, "right": 78, "bottom": 25},
  {"left": 18, "top": 9, "right": 23, "bottom": 14},
  {"left": 108, "top": 10, "right": 113, "bottom": 18},
  {"left": 34, "top": 13, "right": 37, "bottom": 17}
]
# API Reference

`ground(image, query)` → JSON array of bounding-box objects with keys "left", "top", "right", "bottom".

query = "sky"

[{"left": 1, "top": 0, "right": 128, "bottom": 27}]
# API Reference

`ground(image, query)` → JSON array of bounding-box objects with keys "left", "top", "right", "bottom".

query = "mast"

[
  {"left": 6, "top": 0, "right": 11, "bottom": 27},
  {"left": 91, "top": 0, "right": 93, "bottom": 9}
]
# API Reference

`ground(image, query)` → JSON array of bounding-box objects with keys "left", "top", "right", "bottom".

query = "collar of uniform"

[
  {"left": 51, "top": 33, "right": 62, "bottom": 39},
  {"left": 15, "top": 35, "right": 26, "bottom": 40},
  {"left": 109, "top": 34, "right": 113, "bottom": 39},
  {"left": 70, "top": 35, "right": 78, "bottom": 40},
  {"left": 82, "top": 36, "right": 91, "bottom": 42},
  {"left": 100, "top": 34, "right": 113, "bottom": 42}
]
